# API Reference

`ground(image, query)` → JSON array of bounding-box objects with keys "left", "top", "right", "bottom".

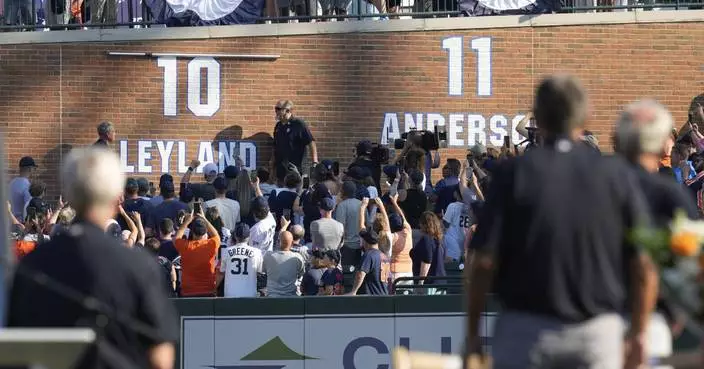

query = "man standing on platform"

[
  {"left": 93, "top": 121, "right": 116, "bottom": 148},
  {"left": 269, "top": 100, "right": 318, "bottom": 186}
]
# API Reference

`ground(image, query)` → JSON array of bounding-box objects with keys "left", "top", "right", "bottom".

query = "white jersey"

[
  {"left": 220, "top": 243, "right": 263, "bottom": 298},
  {"left": 249, "top": 212, "right": 277, "bottom": 252},
  {"left": 442, "top": 201, "right": 471, "bottom": 261}
]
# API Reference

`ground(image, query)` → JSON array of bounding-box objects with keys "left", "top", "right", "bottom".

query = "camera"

[
  {"left": 393, "top": 127, "right": 447, "bottom": 152},
  {"left": 370, "top": 144, "right": 391, "bottom": 164}
]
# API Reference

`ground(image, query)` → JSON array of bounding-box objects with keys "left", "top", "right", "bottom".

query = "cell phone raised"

[
  {"left": 503, "top": 135, "right": 511, "bottom": 149},
  {"left": 283, "top": 209, "right": 291, "bottom": 221},
  {"left": 194, "top": 202, "right": 202, "bottom": 214}
]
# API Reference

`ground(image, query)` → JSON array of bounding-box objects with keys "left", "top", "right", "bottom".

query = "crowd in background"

[{"left": 7, "top": 99, "right": 704, "bottom": 302}]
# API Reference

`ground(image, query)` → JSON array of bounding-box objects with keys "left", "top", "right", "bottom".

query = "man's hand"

[
  {"left": 390, "top": 193, "right": 399, "bottom": 204},
  {"left": 190, "top": 159, "right": 201, "bottom": 169},
  {"left": 280, "top": 216, "right": 291, "bottom": 231},
  {"left": 131, "top": 211, "right": 142, "bottom": 224},
  {"left": 361, "top": 197, "right": 370, "bottom": 208},
  {"left": 252, "top": 175, "right": 260, "bottom": 188},
  {"left": 183, "top": 212, "right": 194, "bottom": 225},
  {"left": 372, "top": 197, "right": 383, "bottom": 207},
  {"left": 58, "top": 195, "right": 65, "bottom": 209},
  {"left": 623, "top": 334, "right": 646, "bottom": 369}
]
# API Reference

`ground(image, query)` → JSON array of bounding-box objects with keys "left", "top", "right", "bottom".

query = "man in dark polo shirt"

[
  {"left": 269, "top": 100, "right": 318, "bottom": 185},
  {"left": 466, "top": 75, "right": 657, "bottom": 369},
  {"left": 8, "top": 147, "right": 178, "bottom": 369}
]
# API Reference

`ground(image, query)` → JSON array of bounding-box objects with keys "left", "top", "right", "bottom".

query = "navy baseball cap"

[
  {"left": 321, "top": 159, "right": 334, "bottom": 171},
  {"left": 356, "top": 140, "right": 373, "bottom": 156},
  {"left": 213, "top": 177, "right": 227, "bottom": 191},
  {"left": 234, "top": 223, "right": 250, "bottom": 240},
  {"left": 161, "top": 181, "right": 175, "bottom": 194},
  {"left": 342, "top": 181, "right": 357, "bottom": 198},
  {"left": 19, "top": 156, "right": 37, "bottom": 168},
  {"left": 389, "top": 213, "right": 404, "bottom": 233},
  {"left": 319, "top": 197, "right": 336, "bottom": 211},
  {"left": 224, "top": 165, "right": 240, "bottom": 179}
]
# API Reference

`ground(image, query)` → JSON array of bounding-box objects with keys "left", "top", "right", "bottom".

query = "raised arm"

[
  {"left": 132, "top": 211, "right": 146, "bottom": 246},
  {"left": 359, "top": 197, "right": 369, "bottom": 232},
  {"left": 251, "top": 175, "right": 263, "bottom": 198},
  {"left": 175, "top": 211, "right": 193, "bottom": 240},
  {"left": 119, "top": 206, "right": 138, "bottom": 247},
  {"left": 198, "top": 206, "right": 221, "bottom": 246},
  {"left": 180, "top": 159, "right": 201, "bottom": 185},
  {"left": 388, "top": 194, "right": 410, "bottom": 229},
  {"left": 373, "top": 197, "right": 389, "bottom": 231}
]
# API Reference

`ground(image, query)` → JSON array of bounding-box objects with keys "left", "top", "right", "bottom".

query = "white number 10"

[{"left": 442, "top": 36, "right": 492, "bottom": 97}]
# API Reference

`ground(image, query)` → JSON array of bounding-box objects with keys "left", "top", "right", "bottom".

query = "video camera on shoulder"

[{"left": 393, "top": 127, "right": 447, "bottom": 152}]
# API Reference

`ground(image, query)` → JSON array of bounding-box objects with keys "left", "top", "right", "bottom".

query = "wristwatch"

[{"left": 187, "top": 167, "right": 194, "bottom": 172}]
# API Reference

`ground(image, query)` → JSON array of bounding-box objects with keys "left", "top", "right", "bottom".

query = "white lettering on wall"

[
  {"left": 488, "top": 115, "right": 508, "bottom": 147},
  {"left": 187, "top": 57, "right": 221, "bottom": 117},
  {"left": 448, "top": 113, "right": 464, "bottom": 147},
  {"left": 197, "top": 142, "right": 215, "bottom": 172},
  {"left": 381, "top": 113, "right": 400, "bottom": 145},
  {"left": 404, "top": 113, "right": 423, "bottom": 132},
  {"left": 426, "top": 113, "right": 445, "bottom": 133},
  {"left": 156, "top": 141, "right": 175, "bottom": 173},
  {"left": 120, "top": 140, "right": 135, "bottom": 173},
  {"left": 158, "top": 56, "right": 178, "bottom": 116},
  {"left": 137, "top": 140, "right": 153, "bottom": 173},
  {"left": 467, "top": 114, "right": 487, "bottom": 147}
]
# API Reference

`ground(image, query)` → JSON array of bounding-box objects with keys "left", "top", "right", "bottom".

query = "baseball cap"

[
  {"left": 19, "top": 156, "right": 37, "bottom": 168},
  {"left": 251, "top": 196, "right": 269, "bottom": 212},
  {"left": 311, "top": 249, "right": 324, "bottom": 260},
  {"left": 383, "top": 165, "right": 398, "bottom": 178},
  {"left": 356, "top": 140, "right": 373, "bottom": 156},
  {"left": 319, "top": 197, "right": 336, "bottom": 211},
  {"left": 320, "top": 159, "right": 334, "bottom": 171},
  {"left": 470, "top": 143, "right": 487, "bottom": 156},
  {"left": 179, "top": 187, "right": 195, "bottom": 203},
  {"left": 345, "top": 166, "right": 367, "bottom": 180},
  {"left": 234, "top": 223, "right": 250, "bottom": 240},
  {"left": 190, "top": 218, "right": 208, "bottom": 236},
  {"left": 203, "top": 162, "right": 218, "bottom": 175},
  {"left": 213, "top": 177, "right": 227, "bottom": 191},
  {"left": 224, "top": 165, "right": 240, "bottom": 179},
  {"left": 342, "top": 181, "right": 357, "bottom": 198},
  {"left": 389, "top": 213, "right": 404, "bottom": 233},
  {"left": 359, "top": 227, "right": 379, "bottom": 245},
  {"left": 105, "top": 220, "right": 122, "bottom": 239},
  {"left": 159, "top": 174, "right": 173, "bottom": 187}
]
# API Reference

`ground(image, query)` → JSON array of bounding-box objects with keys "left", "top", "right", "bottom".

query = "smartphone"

[
  {"left": 283, "top": 209, "right": 291, "bottom": 221},
  {"left": 503, "top": 136, "right": 511, "bottom": 149},
  {"left": 194, "top": 202, "right": 202, "bottom": 214},
  {"left": 302, "top": 175, "right": 310, "bottom": 189}
]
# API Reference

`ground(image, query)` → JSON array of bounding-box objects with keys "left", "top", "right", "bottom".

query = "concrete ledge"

[{"left": 0, "top": 9, "right": 702, "bottom": 45}]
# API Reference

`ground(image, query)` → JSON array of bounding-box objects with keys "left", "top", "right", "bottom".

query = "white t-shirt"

[
  {"left": 220, "top": 242, "right": 263, "bottom": 298},
  {"left": 442, "top": 202, "right": 471, "bottom": 261},
  {"left": 250, "top": 212, "right": 277, "bottom": 252},
  {"left": 205, "top": 197, "right": 241, "bottom": 230}
]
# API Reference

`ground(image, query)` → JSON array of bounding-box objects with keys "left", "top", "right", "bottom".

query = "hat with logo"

[
  {"left": 19, "top": 156, "right": 37, "bottom": 168},
  {"left": 234, "top": 223, "right": 250, "bottom": 240},
  {"left": 359, "top": 227, "right": 379, "bottom": 245},
  {"left": 356, "top": 140, "right": 373, "bottom": 156},
  {"left": 320, "top": 159, "right": 334, "bottom": 172},
  {"left": 319, "top": 197, "right": 336, "bottom": 212},
  {"left": 203, "top": 162, "right": 218, "bottom": 176},
  {"left": 224, "top": 165, "right": 240, "bottom": 179},
  {"left": 389, "top": 213, "right": 404, "bottom": 233},
  {"left": 213, "top": 177, "right": 227, "bottom": 191}
]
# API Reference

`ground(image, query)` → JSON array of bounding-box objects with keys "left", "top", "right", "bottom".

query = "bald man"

[{"left": 262, "top": 230, "right": 305, "bottom": 297}]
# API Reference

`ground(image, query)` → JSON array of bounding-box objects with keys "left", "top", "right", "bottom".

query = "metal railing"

[
  {"left": 0, "top": 0, "right": 702, "bottom": 31},
  {"left": 392, "top": 275, "right": 464, "bottom": 294}
]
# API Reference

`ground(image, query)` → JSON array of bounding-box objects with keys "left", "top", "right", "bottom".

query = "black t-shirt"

[
  {"left": 158, "top": 239, "right": 179, "bottom": 261},
  {"left": 8, "top": 221, "right": 179, "bottom": 369},
  {"left": 410, "top": 234, "right": 446, "bottom": 285},
  {"left": 273, "top": 118, "right": 314, "bottom": 170},
  {"left": 151, "top": 199, "right": 190, "bottom": 231},
  {"left": 470, "top": 142, "right": 651, "bottom": 323},
  {"left": 349, "top": 158, "right": 382, "bottom": 190},
  {"left": 400, "top": 189, "right": 427, "bottom": 229},
  {"left": 359, "top": 248, "right": 389, "bottom": 296},
  {"left": 120, "top": 197, "right": 155, "bottom": 230},
  {"left": 269, "top": 189, "right": 298, "bottom": 230},
  {"left": 93, "top": 138, "right": 108, "bottom": 146},
  {"left": 26, "top": 197, "right": 48, "bottom": 215}
]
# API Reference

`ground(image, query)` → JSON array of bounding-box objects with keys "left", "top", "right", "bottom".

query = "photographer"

[
  {"left": 348, "top": 140, "right": 382, "bottom": 190},
  {"left": 392, "top": 130, "right": 440, "bottom": 193}
]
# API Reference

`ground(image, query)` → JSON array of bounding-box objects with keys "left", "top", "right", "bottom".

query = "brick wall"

[{"left": 1, "top": 21, "right": 704, "bottom": 200}]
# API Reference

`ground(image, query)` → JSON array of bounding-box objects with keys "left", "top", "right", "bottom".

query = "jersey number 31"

[{"left": 230, "top": 257, "right": 249, "bottom": 275}]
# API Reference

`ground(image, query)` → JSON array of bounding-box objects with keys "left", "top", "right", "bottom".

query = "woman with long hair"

[
  {"left": 410, "top": 211, "right": 446, "bottom": 295},
  {"left": 234, "top": 170, "right": 255, "bottom": 225}
]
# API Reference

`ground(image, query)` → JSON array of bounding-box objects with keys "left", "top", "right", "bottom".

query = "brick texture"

[{"left": 1, "top": 22, "right": 704, "bottom": 202}]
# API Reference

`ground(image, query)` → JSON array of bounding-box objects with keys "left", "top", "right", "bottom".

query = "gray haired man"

[
  {"left": 94, "top": 120, "right": 115, "bottom": 147},
  {"left": 466, "top": 75, "right": 657, "bottom": 369}
]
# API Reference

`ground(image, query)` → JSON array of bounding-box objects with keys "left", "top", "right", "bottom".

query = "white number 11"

[{"left": 442, "top": 36, "right": 492, "bottom": 97}]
